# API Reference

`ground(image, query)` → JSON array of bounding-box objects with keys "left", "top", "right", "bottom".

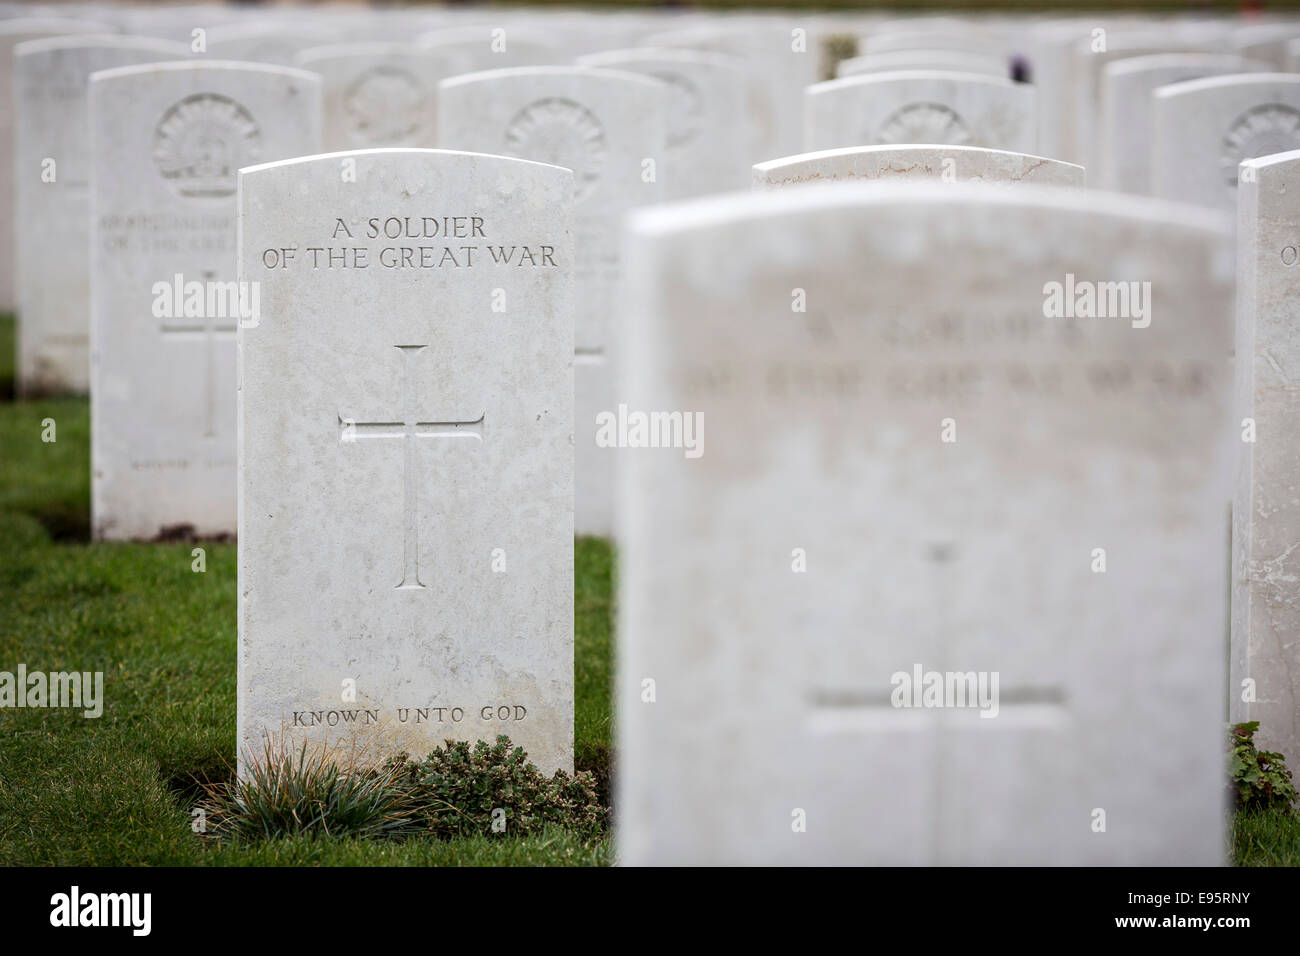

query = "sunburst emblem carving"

[
  {"left": 504, "top": 97, "right": 606, "bottom": 202},
  {"left": 1220, "top": 103, "right": 1300, "bottom": 189},
  {"left": 875, "top": 102, "right": 972, "bottom": 146},
  {"left": 153, "top": 94, "right": 262, "bottom": 199},
  {"left": 648, "top": 70, "right": 703, "bottom": 150},
  {"left": 344, "top": 67, "right": 426, "bottom": 146}
]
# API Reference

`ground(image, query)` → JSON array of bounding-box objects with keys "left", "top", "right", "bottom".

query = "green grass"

[
  {"left": 1231, "top": 808, "right": 1300, "bottom": 867},
  {"left": 0, "top": 356, "right": 613, "bottom": 865}
]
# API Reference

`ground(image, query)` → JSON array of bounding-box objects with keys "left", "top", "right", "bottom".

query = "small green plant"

[
  {"left": 385, "top": 735, "right": 608, "bottom": 839},
  {"left": 1229, "top": 722, "right": 1298, "bottom": 812},
  {"left": 199, "top": 742, "right": 417, "bottom": 842}
]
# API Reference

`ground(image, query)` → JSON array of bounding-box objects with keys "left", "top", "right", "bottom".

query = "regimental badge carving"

[
  {"left": 875, "top": 102, "right": 972, "bottom": 147},
  {"left": 504, "top": 97, "right": 606, "bottom": 202},
  {"left": 649, "top": 70, "right": 703, "bottom": 150},
  {"left": 1220, "top": 103, "right": 1300, "bottom": 189},
  {"left": 153, "top": 94, "right": 262, "bottom": 199},
  {"left": 344, "top": 67, "right": 426, "bottom": 146}
]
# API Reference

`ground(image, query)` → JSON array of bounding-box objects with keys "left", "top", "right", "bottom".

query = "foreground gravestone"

[
  {"left": 1152, "top": 73, "right": 1300, "bottom": 210},
  {"left": 296, "top": 42, "right": 461, "bottom": 150},
  {"left": 1098, "top": 54, "right": 1267, "bottom": 194},
  {"left": 753, "top": 144, "right": 1082, "bottom": 190},
  {"left": 804, "top": 70, "right": 1036, "bottom": 153},
  {"left": 238, "top": 149, "right": 574, "bottom": 774},
  {"left": 89, "top": 61, "right": 321, "bottom": 540},
  {"left": 1233, "top": 148, "right": 1300, "bottom": 769},
  {"left": 576, "top": 48, "right": 747, "bottom": 199},
  {"left": 617, "top": 182, "right": 1232, "bottom": 865},
  {"left": 14, "top": 34, "right": 186, "bottom": 395},
  {"left": 0, "top": 17, "right": 114, "bottom": 312},
  {"left": 439, "top": 67, "right": 665, "bottom": 538}
]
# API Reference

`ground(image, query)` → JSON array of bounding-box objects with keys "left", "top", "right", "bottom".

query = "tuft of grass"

[
  {"left": 1232, "top": 807, "right": 1300, "bottom": 866},
  {"left": 200, "top": 741, "right": 419, "bottom": 843}
]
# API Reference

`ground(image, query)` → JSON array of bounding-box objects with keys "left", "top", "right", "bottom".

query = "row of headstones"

[
  {"left": 12, "top": 13, "right": 1300, "bottom": 538},
  {"left": 228, "top": 140, "right": 1299, "bottom": 865}
]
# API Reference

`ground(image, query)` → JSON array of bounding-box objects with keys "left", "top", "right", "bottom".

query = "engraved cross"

[
  {"left": 159, "top": 270, "right": 236, "bottom": 439},
  {"left": 340, "top": 345, "right": 483, "bottom": 590}
]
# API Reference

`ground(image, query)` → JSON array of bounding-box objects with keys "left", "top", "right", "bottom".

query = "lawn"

[
  {"left": 1, "top": 310, "right": 1296, "bottom": 866},
  {"left": 0, "top": 313, "right": 611, "bottom": 865}
]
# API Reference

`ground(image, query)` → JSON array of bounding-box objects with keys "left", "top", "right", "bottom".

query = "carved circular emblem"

[
  {"left": 344, "top": 67, "right": 426, "bottom": 146},
  {"left": 648, "top": 70, "right": 703, "bottom": 150},
  {"left": 504, "top": 97, "right": 606, "bottom": 202},
  {"left": 1220, "top": 103, "right": 1300, "bottom": 189},
  {"left": 153, "top": 94, "right": 262, "bottom": 199},
  {"left": 875, "top": 102, "right": 972, "bottom": 146}
]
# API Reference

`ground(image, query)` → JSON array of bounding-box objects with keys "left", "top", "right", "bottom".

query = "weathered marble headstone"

[
  {"left": 14, "top": 34, "right": 187, "bottom": 395},
  {"left": 238, "top": 149, "right": 574, "bottom": 773},
  {"left": 804, "top": 70, "right": 1036, "bottom": 153},
  {"left": 1233, "top": 148, "right": 1300, "bottom": 770},
  {"left": 1027, "top": 19, "right": 1093, "bottom": 165},
  {"left": 1152, "top": 74, "right": 1300, "bottom": 210},
  {"left": 837, "top": 49, "right": 1007, "bottom": 79},
  {"left": 89, "top": 60, "right": 320, "bottom": 540},
  {"left": 0, "top": 18, "right": 115, "bottom": 312},
  {"left": 617, "top": 183, "right": 1232, "bottom": 865},
  {"left": 296, "top": 43, "right": 462, "bottom": 150},
  {"left": 1070, "top": 30, "right": 1220, "bottom": 174},
  {"left": 1098, "top": 54, "right": 1268, "bottom": 194},
  {"left": 576, "top": 48, "right": 747, "bottom": 199},
  {"left": 753, "top": 144, "right": 1081, "bottom": 190},
  {"left": 439, "top": 67, "right": 665, "bottom": 538},
  {"left": 639, "top": 21, "right": 820, "bottom": 163}
]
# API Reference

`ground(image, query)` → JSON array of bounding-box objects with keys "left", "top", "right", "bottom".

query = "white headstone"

[
  {"left": 0, "top": 18, "right": 115, "bottom": 313},
  {"left": 1233, "top": 148, "right": 1300, "bottom": 769},
  {"left": 804, "top": 70, "right": 1036, "bottom": 153},
  {"left": 14, "top": 34, "right": 187, "bottom": 395},
  {"left": 617, "top": 183, "right": 1232, "bottom": 865},
  {"left": 296, "top": 43, "right": 462, "bottom": 150},
  {"left": 439, "top": 66, "right": 665, "bottom": 538},
  {"left": 1152, "top": 74, "right": 1300, "bottom": 210},
  {"left": 237, "top": 148, "right": 574, "bottom": 773},
  {"left": 1098, "top": 54, "right": 1268, "bottom": 194},
  {"left": 639, "top": 21, "right": 819, "bottom": 163},
  {"left": 1071, "top": 29, "right": 1221, "bottom": 174},
  {"left": 88, "top": 61, "right": 320, "bottom": 540},
  {"left": 575, "top": 48, "right": 747, "bottom": 199},
  {"left": 753, "top": 144, "right": 1082, "bottom": 190}
]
